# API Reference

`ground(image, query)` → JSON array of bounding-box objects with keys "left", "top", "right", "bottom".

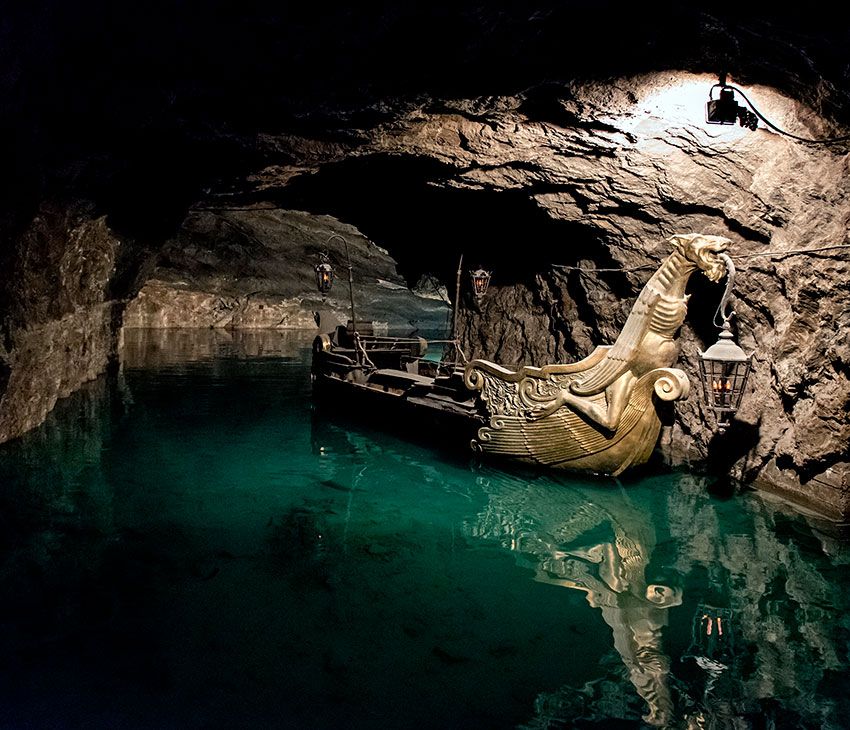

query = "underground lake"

[{"left": 0, "top": 329, "right": 847, "bottom": 729}]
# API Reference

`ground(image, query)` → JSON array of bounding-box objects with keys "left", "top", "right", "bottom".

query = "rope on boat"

[
  {"left": 353, "top": 333, "right": 377, "bottom": 370},
  {"left": 357, "top": 335, "right": 458, "bottom": 345}
]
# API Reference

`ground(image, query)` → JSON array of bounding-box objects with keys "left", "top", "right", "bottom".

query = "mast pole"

[
  {"left": 326, "top": 233, "right": 357, "bottom": 334},
  {"left": 452, "top": 253, "right": 463, "bottom": 364}
]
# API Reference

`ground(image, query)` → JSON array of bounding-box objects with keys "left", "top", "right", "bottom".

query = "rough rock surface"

[
  {"left": 123, "top": 209, "right": 447, "bottom": 331},
  {"left": 1, "top": 66, "right": 848, "bottom": 517},
  {"left": 240, "top": 73, "right": 849, "bottom": 517},
  {"left": 0, "top": 203, "right": 122, "bottom": 444},
  {"left": 120, "top": 328, "right": 316, "bottom": 369},
  {"left": 124, "top": 280, "right": 318, "bottom": 330}
]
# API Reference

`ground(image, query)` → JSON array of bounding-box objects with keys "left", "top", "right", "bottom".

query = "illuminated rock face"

[
  {"left": 122, "top": 209, "right": 445, "bottom": 331},
  {"left": 246, "top": 75, "right": 848, "bottom": 515},
  {"left": 0, "top": 204, "right": 123, "bottom": 445},
  {"left": 0, "top": 203, "right": 445, "bottom": 444}
]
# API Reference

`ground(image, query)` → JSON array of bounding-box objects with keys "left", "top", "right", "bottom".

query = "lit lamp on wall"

[
  {"left": 315, "top": 253, "right": 334, "bottom": 296},
  {"left": 706, "top": 76, "right": 758, "bottom": 131},
  {"left": 447, "top": 259, "right": 492, "bottom": 367},
  {"left": 705, "top": 86, "right": 739, "bottom": 125},
  {"left": 469, "top": 268, "right": 492, "bottom": 300},
  {"left": 698, "top": 253, "right": 752, "bottom": 431},
  {"left": 704, "top": 73, "right": 850, "bottom": 145}
]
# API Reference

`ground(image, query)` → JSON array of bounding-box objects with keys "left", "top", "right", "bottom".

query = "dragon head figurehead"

[
  {"left": 669, "top": 233, "right": 731, "bottom": 283},
  {"left": 568, "top": 233, "right": 733, "bottom": 398}
]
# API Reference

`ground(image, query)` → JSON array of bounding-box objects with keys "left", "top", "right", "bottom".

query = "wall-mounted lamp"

[
  {"left": 698, "top": 253, "right": 752, "bottom": 431},
  {"left": 446, "top": 258, "right": 492, "bottom": 367},
  {"left": 469, "top": 268, "right": 492, "bottom": 300},
  {"left": 706, "top": 76, "right": 758, "bottom": 130},
  {"left": 706, "top": 74, "right": 850, "bottom": 145}
]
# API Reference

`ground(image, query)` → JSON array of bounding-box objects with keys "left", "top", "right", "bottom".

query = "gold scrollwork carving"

[{"left": 463, "top": 234, "right": 733, "bottom": 475}]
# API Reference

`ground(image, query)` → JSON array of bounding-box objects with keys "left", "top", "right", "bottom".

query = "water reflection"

[
  {"left": 460, "top": 466, "right": 850, "bottom": 728},
  {"left": 0, "top": 332, "right": 847, "bottom": 729},
  {"left": 465, "top": 475, "right": 680, "bottom": 726},
  {"left": 121, "top": 327, "right": 315, "bottom": 368},
  {"left": 311, "top": 409, "right": 850, "bottom": 728}
]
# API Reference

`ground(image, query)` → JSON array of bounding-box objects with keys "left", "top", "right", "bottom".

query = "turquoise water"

[{"left": 1, "top": 329, "right": 848, "bottom": 729}]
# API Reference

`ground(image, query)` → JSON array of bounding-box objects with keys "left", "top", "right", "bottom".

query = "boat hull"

[
  {"left": 311, "top": 357, "right": 484, "bottom": 449},
  {"left": 464, "top": 361, "right": 690, "bottom": 477},
  {"left": 311, "top": 335, "right": 690, "bottom": 477}
]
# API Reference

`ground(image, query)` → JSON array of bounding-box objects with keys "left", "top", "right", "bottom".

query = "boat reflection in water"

[
  {"left": 464, "top": 474, "right": 681, "bottom": 726},
  {"left": 313, "top": 413, "right": 850, "bottom": 728},
  {"left": 2, "top": 329, "right": 846, "bottom": 729}
]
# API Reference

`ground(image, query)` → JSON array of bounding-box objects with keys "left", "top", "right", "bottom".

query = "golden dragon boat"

[
  {"left": 312, "top": 233, "right": 731, "bottom": 476},
  {"left": 463, "top": 233, "right": 730, "bottom": 475}
]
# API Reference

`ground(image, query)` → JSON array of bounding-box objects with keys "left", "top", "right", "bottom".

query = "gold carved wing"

[{"left": 570, "top": 287, "right": 661, "bottom": 396}]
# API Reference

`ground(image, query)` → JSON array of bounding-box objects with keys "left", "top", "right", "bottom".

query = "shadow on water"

[{"left": 0, "top": 328, "right": 848, "bottom": 729}]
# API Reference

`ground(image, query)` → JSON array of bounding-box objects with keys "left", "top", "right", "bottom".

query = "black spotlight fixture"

[{"left": 706, "top": 75, "right": 758, "bottom": 131}]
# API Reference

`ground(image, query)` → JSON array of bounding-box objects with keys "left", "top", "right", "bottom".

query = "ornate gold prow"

[{"left": 464, "top": 233, "right": 731, "bottom": 475}]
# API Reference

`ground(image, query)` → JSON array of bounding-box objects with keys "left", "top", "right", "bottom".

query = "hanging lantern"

[
  {"left": 315, "top": 254, "right": 334, "bottom": 295},
  {"left": 698, "top": 253, "right": 752, "bottom": 431},
  {"left": 469, "top": 268, "right": 492, "bottom": 300},
  {"left": 699, "top": 326, "right": 752, "bottom": 430}
]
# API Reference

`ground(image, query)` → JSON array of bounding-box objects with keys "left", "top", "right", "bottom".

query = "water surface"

[{"left": 1, "top": 329, "right": 848, "bottom": 729}]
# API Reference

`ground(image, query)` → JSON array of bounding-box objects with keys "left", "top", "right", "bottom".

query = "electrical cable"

[
  {"left": 553, "top": 243, "right": 850, "bottom": 275},
  {"left": 552, "top": 263, "right": 656, "bottom": 273},
  {"left": 426, "top": 275, "right": 452, "bottom": 306},
  {"left": 713, "top": 84, "right": 850, "bottom": 145},
  {"left": 730, "top": 243, "right": 850, "bottom": 258}
]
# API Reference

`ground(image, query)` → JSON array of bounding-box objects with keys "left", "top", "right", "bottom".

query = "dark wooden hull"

[{"left": 311, "top": 353, "right": 484, "bottom": 450}]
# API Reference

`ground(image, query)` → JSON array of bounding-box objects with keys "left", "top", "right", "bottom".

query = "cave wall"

[
  {"left": 2, "top": 0, "right": 849, "bottom": 520},
  {"left": 0, "top": 73, "right": 846, "bottom": 517},
  {"left": 123, "top": 208, "right": 447, "bottom": 331},
  {"left": 0, "top": 203, "right": 123, "bottom": 444},
  {"left": 245, "top": 73, "right": 849, "bottom": 516}
]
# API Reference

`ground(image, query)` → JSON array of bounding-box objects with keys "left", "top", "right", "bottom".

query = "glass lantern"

[
  {"left": 315, "top": 256, "right": 334, "bottom": 295},
  {"left": 469, "top": 268, "right": 492, "bottom": 300},
  {"left": 698, "top": 324, "right": 752, "bottom": 431},
  {"left": 698, "top": 252, "right": 752, "bottom": 431}
]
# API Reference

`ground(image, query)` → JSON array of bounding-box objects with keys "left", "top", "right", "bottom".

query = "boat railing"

[
  {"left": 357, "top": 336, "right": 468, "bottom": 366},
  {"left": 327, "top": 326, "right": 470, "bottom": 376}
]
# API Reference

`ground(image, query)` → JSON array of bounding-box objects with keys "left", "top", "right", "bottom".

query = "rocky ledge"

[
  {"left": 0, "top": 204, "right": 123, "bottom": 444},
  {"left": 123, "top": 209, "right": 448, "bottom": 332}
]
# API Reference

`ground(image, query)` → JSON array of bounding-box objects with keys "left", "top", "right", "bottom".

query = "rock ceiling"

[{"left": 1, "top": 4, "right": 848, "bottom": 515}]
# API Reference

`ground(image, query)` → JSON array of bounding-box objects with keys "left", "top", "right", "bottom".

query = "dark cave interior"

[
  {"left": 270, "top": 154, "right": 609, "bottom": 286},
  {"left": 1, "top": 7, "right": 850, "bottom": 728},
  {"left": 4, "top": 2, "right": 850, "bottom": 233},
  {"left": 1, "top": 2, "right": 849, "bottom": 515}
]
